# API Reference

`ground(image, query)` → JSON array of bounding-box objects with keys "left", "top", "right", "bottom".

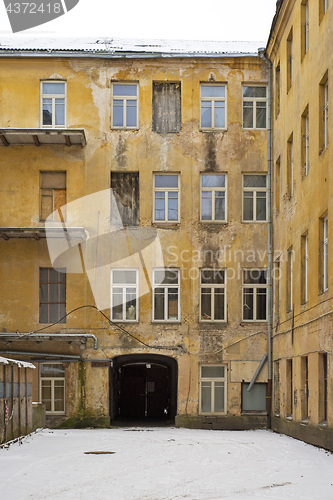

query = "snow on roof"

[
  {"left": 0, "top": 355, "right": 35, "bottom": 369},
  {"left": 0, "top": 36, "right": 265, "bottom": 57}
]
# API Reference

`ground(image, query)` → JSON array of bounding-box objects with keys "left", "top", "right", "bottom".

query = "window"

[
  {"left": 201, "top": 174, "right": 226, "bottom": 222},
  {"left": 274, "top": 258, "right": 281, "bottom": 321},
  {"left": 287, "top": 247, "right": 293, "bottom": 312},
  {"left": 242, "top": 86, "right": 267, "bottom": 129},
  {"left": 301, "top": 233, "right": 309, "bottom": 304},
  {"left": 242, "top": 269, "right": 267, "bottom": 321},
  {"left": 152, "top": 82, "right": 181, "bottom": 133},
  {"left": 322, "top": 215, "right": 328, "bottom": 291},
  {"left": 41, "top": 81, "right": 66, "bottom": 128},
  {"left": 274, "top": 361, "right": 280, "bottom": 416},
  {"left": 153, "top": 269, "right": 179, "bottom": 321},
  {"left": 111, "top": 172, "right": 139, "bottom": 226},
  {"left": 287, "top": 29, "right": 293, "bottom": 91},
  {"left": 111, "top": 83, "right": 138, "bottom": 129},
  {"left": 287, "top": 135, "right": 294, "bottom": 197},
  {"left": 40, "top": 171, "right": 66, "bottom": 221},
  {"left": 242, "top": 383, "right": 267, "bottom": 412},
  {"left": 154, "top": 174, "right": 179, "bottom": 223},
  {"left": 200, "top": 84, "right": 226, "bottom": 130},
  {"left": 286, "top": 358, "right": 293, "bottom": 417},
  {"left": 275, "top": 62, "right": 281, "bottom": 117},
  {"left": 200, "top": 269, "right": 226, "bottom": 321},
  {"left": 243, "top": 175, "right": 267, "bottom": 222},
  {"left": 320, "top": 78, "right": 329, "bottom": 152},
  {"left": 200, "top": 365, "right": 226, "bottom": 414},
  {"left": 111, "top": 269, "right": 138, "bottom": 321},
  {"left": 39, "top": 268, "right": 66, "bottom": 324},
  {"left": 40, "top": 363, "right": 65, "bottom": 414},
  {"left": 301, "top": 107, "right": 309, "bottom": 176},
  {"left": 319, "top": 353, "right": 328, "bottom": 422},
  {"left": 320, "top": 0, "right": 329, "bottom": 22},
  {"left": 301, "top": 356, "right": 309, "bottom": 420},
  {"left": 301, "top": 1, "right": 309, "bottom": 59},
  {"left": 275, "top": 157, "right": 280, "bottom": 213}
]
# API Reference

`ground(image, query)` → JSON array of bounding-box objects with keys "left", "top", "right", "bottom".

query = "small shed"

[{"left": 0, "top": 356, "right": 36, "bottom": 444}]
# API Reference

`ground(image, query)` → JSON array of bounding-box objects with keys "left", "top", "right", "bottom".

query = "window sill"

[
  {"left": 151, "top": 321, "right": 181, "bottom": 324},
  {"left": 199, "top": 128, "right": 227, "bottom": 133},
  {"left": 111, "top": 320, "right": 139, "bottom": 324},
  {"left": 111, "top": 127, "right": 139, "bottom": 131},
  {"left": 240, "top": 321, "right": 267, "bottom": 325},
  {"left": 286, "top": 416, "right": 293, "bottom": 421},
  {"left": 242, "top": 127, "right": 267, "bottom": 132},
  {"left": 200, "top": 220, "right": 228, "bottom": 225},
  {"left": 241, "top": 411, "right": 267, "bottom": 415},
  {"left": 319, "top": 420, "right": 328, "bottom": 427},
  {"left": 199, "top": 320, "right": 227, "bottom": 324},
  {"left": 242, "top": 220, "right": 268, "bottom": 224},
  {"left": 152, "top": 222, "right": 180, "bottom": 228}
]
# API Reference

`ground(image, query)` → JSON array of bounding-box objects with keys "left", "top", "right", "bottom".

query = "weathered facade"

[
  {"left": 267, "top": 0, "right": 333, "bottom": 450},
  {"left": 0, "top": 38, "right": 270, "bottom": 430}
]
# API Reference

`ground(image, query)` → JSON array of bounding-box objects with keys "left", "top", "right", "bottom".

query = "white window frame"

[
  {"left": 242, "top": 85, "right": 267, "bottom": 129},
  {"left": 302, "top": 234, "right": 309, "bottom": 303},
  {"left": 200, "top": 84, "right": 227, "bottom": 130},
  {"left": 324, "top": 0, "right": 328, "bottom": 14},
  {"left": 242, "top": 174, "right": 267, "bottom": 222},
  {"left": 288, "top": 138, "right": 294, "bottom": 196},
  {"left": 200, "top": 269, "right": 227, "bottom": 322},
  {"left": 199, "top": 365, "right": 227, "bottom": 415},
  {"left": 200, "top": 174, "right": 227, "bottom": 222},
  {"left": 323, "top": 216, "right": 328, "bottom": 291},
  {"left": 40, "top": 80, "right": 66, "bottom": 128},
  {"left": 288, "top": 248, "right": 293, "bottom": 312},
  {"left": 152, "top": 268, "right": 180, "bottom": 322},
  {"left": 110, "top": 269, "right": 139, "bottom": 322},
  {"left": 111, "top": 82, "right": 139, "bottom": 129},
  {"left": 305, "top": 112, "right": 309, "bottom": 175},
  {"left": 153, "top": 173, "right": 180, "bottom": 223},
  {"left": 40, "top": 362, "right": 65, "bottom": 415},
  {"left": 242, "top": 269, "right": 268, "bottom": 322},
  {"left": 324, "top": 81, "right": 328, "bottom": 149}
]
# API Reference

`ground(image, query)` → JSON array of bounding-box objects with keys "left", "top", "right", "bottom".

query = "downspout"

[{"left": 259, "top": 48, "right": 273, "bottom": 427}]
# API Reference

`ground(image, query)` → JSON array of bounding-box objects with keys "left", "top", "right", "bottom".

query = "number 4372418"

[{"left": 6, "top": 3, "right": 62, "bottom": 14}]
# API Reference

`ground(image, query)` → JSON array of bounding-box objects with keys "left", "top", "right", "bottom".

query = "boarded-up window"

[
  {"left": 39, "top": 268, "right": 66, "bottom": 324},
  {"left": 152, "top": 83, "right": 181, "bottom": 133},
  {"left": 111, "top": 172, "right": 139, "bottom": 226},
  {"left": 242, "top": 383, "right": 267, "bottom": 412},
  {"left": 40, "top": 172, "right": 66, "bottom": 221}
]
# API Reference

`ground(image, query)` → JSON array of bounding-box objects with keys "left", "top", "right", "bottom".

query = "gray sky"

[{"left": 0, "top": 0, "right": 277, "bottom": 42}]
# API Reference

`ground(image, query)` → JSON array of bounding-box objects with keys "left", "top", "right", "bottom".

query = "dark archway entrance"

[{"left": 110, "top": 354, "right": 177, "bottom": 424}]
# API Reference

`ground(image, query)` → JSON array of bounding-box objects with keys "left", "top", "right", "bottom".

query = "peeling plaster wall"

[{"left": 0, "top": 54, "right": 269, "bottom": 427}]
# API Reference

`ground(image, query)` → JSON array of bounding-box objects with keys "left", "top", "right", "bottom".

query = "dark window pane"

[
  {"left": 243, "top": 175, "right": 266, "bottom": 188},
  {"left": 201, "top": 288, "right": 211, "bottom": 320},
  {"left": 243, "top": 289, "right": 254, "bottom": 320},
  {"left": 201, "top": 381, "right": 212, "bottom": 412},
  {"left": 244, "top": 270, "right": 267, "bottom": 284},
  {"left": 243, "top": 193, "right": 253, "bottom": 220},
  {"left": 202, "top": 175, "right": 225, "bottom": 188},
  {"left": 256, "top": 102, "right": 267, "bottom": 128},
  {"left": 113, "top": 84, "right": 137, "bottom": 96},
  {"left": 202, "top": 192, "right": 212, "bottom": 220},
  {"left": 201, "top": 85, "right": 225, "bottom": 98},
  {"left": 215, "top": 193, "right": 225, "bottom": 220},
  {"left": 214, "top": 289, "right": 225, "bottom": 320},
  {"left": 256, "top": 192, "right": 267, "bottom": 220},
  {"left": 155, "top": 175, "right": 178, "bottom": 188},
  {"left": 257, "top": 289, "right": 267, "bottom": 320},
  {"left": 201, "top": 366, "right": 225, "bottom": 378},
  {"left": 154, "top": 288, "right": 165, "bottom": 320},
  {"left": 243, "top": 86, "right": 266, "bottom": 98},
  {"left": 243, "top": 102, "right": 253, "bottom": 128}
]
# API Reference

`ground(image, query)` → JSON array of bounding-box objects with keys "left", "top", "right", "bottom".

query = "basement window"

[
  {"left": 200, "top": 365, "right": 227, "bottom": 415},
  {"left": 242, "top": 383, "right": 267, "bottom": 412},
  {"left": 41, "top": 81, "right": 66, "bottom": 128},
  {"left": 111, "top": 172, "right": 139, "bottom": 226},
  {"left": 152, "top": 82, "right": 181, "bottom": 133},
  {"left": 40, "top": 363, "right": 65, "bottom": 414},
  {"left": 40, "top": 171, "right": 66, "bottom": 222}
]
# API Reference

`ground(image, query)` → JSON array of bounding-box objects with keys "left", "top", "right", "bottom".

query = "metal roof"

[
  {"left": 0, "top": 128, "right": 86, "bottom": 147},
  {"left": 0, "top": 36, "right": 265, "bottom": 58}
]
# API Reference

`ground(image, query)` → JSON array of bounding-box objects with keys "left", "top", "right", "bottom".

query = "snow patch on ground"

[{"left": 0, "top": 427, "right": 332, "bottom": 499}]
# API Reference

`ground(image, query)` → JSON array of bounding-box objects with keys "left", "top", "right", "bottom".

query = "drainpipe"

[{"left": 258, "top": 47, "right": 273, "bottom": 426}]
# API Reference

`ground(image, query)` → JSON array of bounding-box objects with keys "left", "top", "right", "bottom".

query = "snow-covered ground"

[{"left": 0, "top": 427, "right": 332, "bottom": 499}]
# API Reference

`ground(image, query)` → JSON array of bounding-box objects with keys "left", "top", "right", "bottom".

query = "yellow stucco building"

[
  {"left": 267, "top": 0, "right": 333, "bottom": 450},
  {"left": 0, "top": 38, "right": 270, "bottom": 432}
]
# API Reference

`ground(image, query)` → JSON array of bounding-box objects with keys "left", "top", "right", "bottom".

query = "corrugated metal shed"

[{"left": 0, "top": 36, "right": 265, "bottom": 57}]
